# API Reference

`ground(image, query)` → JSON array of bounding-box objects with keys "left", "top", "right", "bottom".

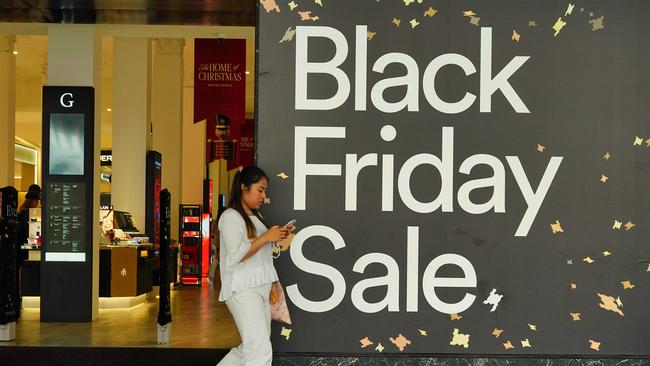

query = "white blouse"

[{"left": 218, "top": 208, "right": 278, "bottom": 302}]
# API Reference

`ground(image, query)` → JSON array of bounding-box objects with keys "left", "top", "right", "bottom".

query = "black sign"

[{"left": 258, "top": 0, "right": 650, "bottom": 356}]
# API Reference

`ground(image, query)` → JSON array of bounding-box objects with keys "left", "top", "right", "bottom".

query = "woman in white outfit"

[{"left": 217, "top": 166, "right": 288, "bottom": 366}]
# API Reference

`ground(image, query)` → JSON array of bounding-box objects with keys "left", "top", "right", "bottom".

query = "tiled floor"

[{"left": 1, "top": 283, "right": 240, "bottom": 349}]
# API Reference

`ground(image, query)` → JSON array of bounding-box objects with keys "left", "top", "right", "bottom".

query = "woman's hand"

[{"left": 265, "top": 226, "right": 289, "bottom": 242}]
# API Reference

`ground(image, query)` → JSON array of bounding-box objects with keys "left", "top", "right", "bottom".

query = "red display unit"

[
  {"left": 179, "top": 204, "right": 202, "bottom": 285},
  {"left": 201, "top": 213, "right": 211, "bottom": 279}
]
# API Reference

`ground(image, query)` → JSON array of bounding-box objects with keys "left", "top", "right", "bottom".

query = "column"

[
  {"left": 47, "top": 26, "right": 102, "bottom": 319},
  {"left": 0, "top": 36, "right": 16, "bottom": 188},
  {"left": 152, "top": 38, "right": 184, "bottom": 242},
  {"left": 112, "top": 38, "right": 151, "bottom": 230}
]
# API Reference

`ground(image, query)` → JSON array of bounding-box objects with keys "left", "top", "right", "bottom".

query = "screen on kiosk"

[{"left": 49, "top": 113, "right": 85, "bottom": 176}]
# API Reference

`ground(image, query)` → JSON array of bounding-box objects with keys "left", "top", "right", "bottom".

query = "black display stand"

[
  {"left": 158, "top": 189, "right": 172, "bottom": 326},
  {"left": 0, "top": 187, "right": 19, "bottom": 327},
  {"left": 179, "top": 204, "right": 202, "bottom": 285}
]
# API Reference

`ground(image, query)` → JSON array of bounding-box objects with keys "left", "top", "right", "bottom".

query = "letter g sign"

[{"left": 60, "top": 92, "right": 74, "bottom": 108}]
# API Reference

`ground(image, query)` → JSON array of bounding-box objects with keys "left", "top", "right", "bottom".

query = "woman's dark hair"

[{"left": 229, "top": 166, "right": 270, "bottom": 239}]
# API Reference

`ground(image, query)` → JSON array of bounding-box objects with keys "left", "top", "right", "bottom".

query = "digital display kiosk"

[{"left": 41, "top": 86, "right": 95, "bottom": 322}]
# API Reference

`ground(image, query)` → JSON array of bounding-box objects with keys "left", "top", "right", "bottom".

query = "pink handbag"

[{"left": 269, "top": 281, "right": 292, "bottom": 324}]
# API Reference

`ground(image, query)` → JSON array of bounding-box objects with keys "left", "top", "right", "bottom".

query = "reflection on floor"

[{"left": 2, "top": 283, "right": 240, "bottom": 349}]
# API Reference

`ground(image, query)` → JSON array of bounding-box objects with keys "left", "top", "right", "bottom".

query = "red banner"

[{"left": 194, "top": 38, "right": 246, "bottom": 168}]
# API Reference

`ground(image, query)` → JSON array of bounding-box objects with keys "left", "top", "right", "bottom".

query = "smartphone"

[{"left": 284, "top": 219, "right": 296, "bottom": 228}]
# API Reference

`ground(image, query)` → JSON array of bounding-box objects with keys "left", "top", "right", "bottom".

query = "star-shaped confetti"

[
  {"left": 647, "top": 263, "right": 650, "bottom": 272},
  {"left": 597, "top": 293, "right": 624, "bottom": 316},
  {"left": 359, "top": 336, "right": 373, "bottom": 348},
  {"left": 567, "top": 259, "right": 573, "bottom": 265},
  {"left": 570, "top": 312, "right": 581, "bottom": 321},
  {"left": 589, "top": 16, "right": 605, "bottom": 31},
  {"left": 589, "top": 339, "right": 601, "bottom": 351},
  {"left": 492, "top": 328, "right": 504, "bottom": 338},
  {"left": 633, "top": 136, "right": 643, "bottom": 146},
  {"left": 450, "top": 328, "right": 470, "bottom": 348},
  {"left": 512, "top": 30, "right": 521, "bottom": 42},
  {"left": 403, "top": 0, "right": 415, "bottom": 5},
  {"left": 583, "top": 257, "right": 594, "bottom": 264},
  {"left": 551, "top": 220, "right": 563, "bottom": 234},
  {"left": 264, "top": 197, "right": 271, "bottom": 204},
  {"left": 280, "top": 327, "right": 292, "bottom": 340},
  {"left": 469, "top": 16, "right": 480, "bottom": 26},
  {"left": 260, "top": 0, "right": 281, "bottom": 13},
  {"left": 278, "top": 28, "right": 296, "bottom": 43},
  {"left": 621, "top": 280, "right": 635, "bottom": 289},
  {"left": 298, "top": 11, "right": 319, "bottom": 21},
  {"left": 392, "top": 18, "right": 401, "bottom": 27},
  {"left": 424, "top": 7, "right": 438, "bottom": 17},
  {"left": 375, "top": 343, "right": 384, "bottom": 352},
  {"left": 537, "top": 144, "right": 545, "bottom": 152},
  {"left": 624, "top": 221, "right": 635, "bottom": 230},
  {"left": 600, "top": 174, "right": 608, "bottom": 183},
  {"left": 288, "top": 1, "right": 298, "bottom": 11},
  {"left": 528, "top": 323, "right": 537, "bottom": 331},
  {"left": 503, "top": 341, "right": 515, "bottom": 350},
  {"left": 450, "top": 313, "right": 462, "bottom": 320},
  {"left": 463, "top": 10, "right": 476, "bottom": 17},
  {"left": 367, "top": 31, "right": 376, "bottom": 40},
  {"left": 612, "top": 220, "right": 622, "bottom": 230},
  {"left": 571, "top": 283, "right": 577, "bottom": 290},
  {"left": 603, "top": 152, "right": 610, "bottom": 160},
  {"left": 389, "top": 334, "right": 411, "bottom": 352},
  {"left": 553, "top": 17, "right": 567, "bottom": 36},
  {"left": 418, "top": 329, "right": 428, "bottom": 336},
  {"left": 521, "top": 339, "right": 532, "bottom": 348},
  {"left": 565, "top": 3, "right": 575, "bottom": 16},
  {"left": 646, "top": 138, "right": 650, "bottom": 147},
  {"left": 277, "top": 172, "right": 289, "bottom": 179},
  {"left": 315, "top": 0, "right": 323, "bottom": 6},
  {"left": 528, "top": 20, "right": 538, "bottom": 27},
  {"left": 602, "top": 250, "right": 611, "bottom": 256},
  {"left": 616, "top": 296, "right": 623, "bottom": 307},
  {"left": 483, "top": 288, "right": 503, "bottom": 312},
  {"left": 410, "top": 19, "right": 420, "bottom": 28}
]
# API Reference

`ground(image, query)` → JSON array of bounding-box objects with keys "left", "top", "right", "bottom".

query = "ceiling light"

[
  {"left": 106, "top": 108, "right": 112, "bottom": 112},
  {"left": 245, "top": 71, "right": 250, "bottom": 75},
  {"left": 13, "top": 51, "right": 18, "bottom": 55}
]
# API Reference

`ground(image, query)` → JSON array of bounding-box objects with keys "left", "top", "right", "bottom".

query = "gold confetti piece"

[
  {"left": 528, "top": 20, "right": 538, "bottom": 27},
  {"left": 424, "top": 7, "right": 438, "bottom": 17},
  {"left": 288, "top": 1, "right": 298, "bottom": 11},
  {"left": 403, "top": 0, "right": 415, "bottom": 5},
  {"left": 567, "top": 259, "right": 573, "bottom": 265},
  {"left": 570, "top": 312, "right": 581, "bottom": 321},
  {"left": 597, "top": 293, "right": 624, "bottom": 316},
  {"left": 571, "top": 283, "right": 577, "bottom": 290},
  {"left": 580, "top": 7, "right": 584, "bottom": 12},
  {"left": 483, "top": 288, "right": 503, "bottom": 312},
  {"left": 359, "top": 336, "right": 374, "bottom": 348},
  {"left": 298, "top": 10, "right": 319, "bottom": 21},
  {"left": 552, "top": 17, "right": 567, "bottom": 36},
  {"left": 260, "top": 0, "right": 281, "bottom": 13},
  {"left": 492, "top": 328, "right": 503, "bottom": 338},
  {"left": 624, "top": 221, "right": 635, "bottom": 231},
  {"left": 512, "top": 30, "right": 521, "bottom": 42},
  {"left": 612, "top": 220, "right": 622, "bottom": 230},
  {"left": 621, "top": 280, "right": 635, "bottom": 289},
  {"left": 450, "top": 328, "right": 470, "bottom": 349},
  {"left": 602, "top": 250, "right": 611, "bottom": 256},
  {"left": 589, "top": 16, "right": 604, "bottom": 31},
  {"left": 633, "top": 136, "right": 643, "bottom": 146},
  {"left": 603, "top": 152, "right": 610, "bottom": 160},
  {"left": 551, "top": 220, "right": 563, "bottom": 234},
  {"left": 583, "top": 257, "right": 594, "bottom": 264},
  {"left": 647, "top": 263, "right": 650, "bottom": 272},
  {"left": 463, "top": 10, "right": 476, "bottom": 17},
  {"left": 315, "top": 0, "right": 322, "bottom": 6},
  {"left": 367, "top": 31, "right": 376, "bottom": 40},
  {"left": 418, "top": 329, "right": 428, "bottom": 336},
  {"left": 392, "top": 18, "right": 401, "bottom": 27},
  {"left": 375, "top": 343, "right": 384, "bottom": 352},
  {"left": 565, "top": 3, "right": 575, "bottom": 16},
  {"left": 646, "top": 138, "right": 650, "bottom": 147},
  {"left": 469, "top": 16, "right": 480, "bottom": 26},
  {"left": 410, "top": 19, "right": 420, "bottom": 28},
  {"left": 450, "top": 313, "right": 462, "bottom": 320},
  {"left": 600, "top": 174, "right": 608, "bottom": 183},
  {"left": 537, "top": 144, "right": 545, "bottom": 152},
  {"left": 521, "top": 339, "right": 532, "bottom": 348},
  {"left": 389, "top": 334, "right": 411, "bottom": 352},
  {"left": 503, "top": 341, "right": 515, "bottom": 350},
  {"left": 589, "top": 339, "right": 601, "bottom": 351},
  {"left": 280, "top": 327, "right": 292, "bottom": 340},
  {"left": 264, "top": 197, "right": 271, "bottom": 204},
  {"left": 615, "top": 296, "right": 623, "bottom": 307},
  {"left": 278, "top": 27, "right": 296, "bottom": 43},
  {"left": 528, "top": 323, "right": 537, "bottom": 331},
  {"left": 277, "top": 172, "right": 289, "bottom": 179},
  {"left": 589, "top": 12, "right": 594, "bottom": 17}
]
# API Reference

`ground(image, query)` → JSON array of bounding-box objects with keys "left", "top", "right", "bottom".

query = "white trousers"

[{"left": 218, "top": 283, "right": 273, "bottom": 366}]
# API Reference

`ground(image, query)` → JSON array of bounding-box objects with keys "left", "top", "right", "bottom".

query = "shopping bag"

[{"left": 269, "top": 281, "right": 292, "bottom": 324}]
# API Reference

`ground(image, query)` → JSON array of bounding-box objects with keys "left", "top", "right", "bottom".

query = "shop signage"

[{"left": 257, "top": 0, "right": 650, "bottom": 355}]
